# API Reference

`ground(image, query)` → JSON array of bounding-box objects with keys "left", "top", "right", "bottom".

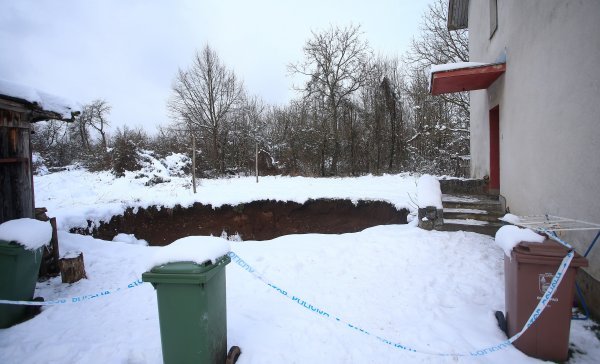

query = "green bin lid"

[
  {"left": 0, "top": 239, "right": 27, "bottom": 255},
  {"left": 142, "top": 254, "right": 231, "bottom": 285},
  {"left": 150, "top": 261, "right": 215, "bottom": 274}
]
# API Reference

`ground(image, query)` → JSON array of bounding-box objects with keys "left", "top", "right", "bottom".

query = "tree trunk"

[
  {"left": 320, "top": 140, "right": 326, "bottom": 177},
  {"left": 100, "top": 130, "right": 107, "bottom": 151},
  {"left": 212, "top": 127, "right": 219, "bottom": 173},
  {"left": 349, "top": 109, "right": 356, "bottom": 176},
  {"left": 192, "top": 133, "right": 197, "bottom": 193},
  {"left": 255, "top": 142, "right": 259, "bottom": 183},
  {"left": 330, "top": 96, "right": 339, "bottom": 175},
  {"left": 388, "top": 103, "right": 397, "bottom": 171}
]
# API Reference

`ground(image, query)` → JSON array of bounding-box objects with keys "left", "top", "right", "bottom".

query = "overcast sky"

[{"left": 0, "top": 0, "right": 434, "bottom": 133}]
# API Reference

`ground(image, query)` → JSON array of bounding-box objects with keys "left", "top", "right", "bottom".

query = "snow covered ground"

[{"left": 1, "top": 170, "right": 598, "bottom": 363}]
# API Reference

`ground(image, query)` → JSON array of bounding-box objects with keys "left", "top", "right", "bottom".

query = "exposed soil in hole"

[{"left": 71, "top": 199, "right": 409, "bottom": 246}]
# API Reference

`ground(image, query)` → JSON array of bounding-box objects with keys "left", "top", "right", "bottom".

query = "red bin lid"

[{"left": 513, "top": 239, "right": 588, "bottom": 267}]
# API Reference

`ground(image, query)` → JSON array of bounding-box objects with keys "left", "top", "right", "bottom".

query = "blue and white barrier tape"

[
  {"left": 227, "top": 250, "right": 574, "bottom": 357},
  {"left": 0, "top": 278, "right": 145, "bottom": 306},
  {"left": 540, "top": 228, "right": 573, "bottom": 249},
  {"left": 0, "top": 244, "right": 575, "bottom": 357}
]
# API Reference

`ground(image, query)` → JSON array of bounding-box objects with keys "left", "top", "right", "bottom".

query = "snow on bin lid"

[
  {"left": 0, "top": 218, "right": 52, "bottom": 250},
  {"left": 146, "top": 236, "right": 231, "bottom": 270},
  {"left": 494, "top": 225, "right": 545, "bottom": 257}
]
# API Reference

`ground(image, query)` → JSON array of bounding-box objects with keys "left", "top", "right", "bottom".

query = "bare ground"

[{"left": 71, "top": 199, "right": 409, "bottom": 245}]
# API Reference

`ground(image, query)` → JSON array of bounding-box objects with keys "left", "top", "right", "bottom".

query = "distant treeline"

[{"left": 32, "top": 0, "right": 469, "bottom": 178}]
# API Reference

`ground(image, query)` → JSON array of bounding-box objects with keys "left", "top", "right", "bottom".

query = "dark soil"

[{"left": 71, "top": 199, "right": 409, "bottom": 246}]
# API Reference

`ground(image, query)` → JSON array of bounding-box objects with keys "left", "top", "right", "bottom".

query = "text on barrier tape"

[{"left": 0, "top": 279, "right": 145, "bottom": 306}]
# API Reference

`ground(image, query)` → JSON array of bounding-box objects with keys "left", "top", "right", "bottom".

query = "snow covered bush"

[
  {"left": 111, "top": 127, "right": 148, "bottom": 177},
  {"left": 115, "top": 150, "right": 191, "bottom": 185},
  {"left": 144, "top": 175, "right": 171, "bottom": 186},
  {"left": 31, "top": 152, "right": 49, "bottom": 176},
  {"left": 163, "top": 153, "right": 191, "bottom": 177},
  {"left": 112, "top": 233, "right": 148, "bottom": 246}
]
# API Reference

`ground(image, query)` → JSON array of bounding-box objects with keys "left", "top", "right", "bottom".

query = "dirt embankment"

[{"left": 71, "top": 199, "right": 409, "bottom": 245}]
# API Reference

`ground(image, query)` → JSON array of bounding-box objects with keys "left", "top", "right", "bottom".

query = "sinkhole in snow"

[{"left": 71, "top": 199, "right": 410, "bottom": 245}]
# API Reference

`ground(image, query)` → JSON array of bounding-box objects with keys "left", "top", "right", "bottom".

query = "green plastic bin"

[
  {"left": 142, "top": 255, "right": 231, "bottom": 364},
  {"left": 0, "top": 240, "right": 44, "bottom": 328}
]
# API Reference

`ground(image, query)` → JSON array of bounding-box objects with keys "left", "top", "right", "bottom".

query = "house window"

[{"left": 490, "top": 0, "right": 498, "bottom": 38}]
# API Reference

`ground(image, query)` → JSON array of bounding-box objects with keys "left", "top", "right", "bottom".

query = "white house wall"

[{"left": 469, "top": 0, "right": 600, "bottom": 279}]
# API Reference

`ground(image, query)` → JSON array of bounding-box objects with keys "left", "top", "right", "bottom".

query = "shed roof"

[{"left": 0, "top": 79, "right": 79, "bottom": 122}]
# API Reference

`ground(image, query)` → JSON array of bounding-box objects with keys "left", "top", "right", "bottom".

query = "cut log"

[
  {"left": 34, "top": 207, "right": 49, "bottom": 221},
  {"left": 59, "top": 251, "right": 87, "bottom": 284}
]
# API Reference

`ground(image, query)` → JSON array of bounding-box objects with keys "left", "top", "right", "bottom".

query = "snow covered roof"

[
  {"left": 0, "top": 78, "right": 79, "bottom": 121},
  {"left": 428, "top": 62, "right": 506, "bottom": 95}
]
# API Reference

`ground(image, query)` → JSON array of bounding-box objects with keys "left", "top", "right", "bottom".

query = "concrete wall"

[{"left": 468, "top": 0, "right": 600, "bottom": 280}]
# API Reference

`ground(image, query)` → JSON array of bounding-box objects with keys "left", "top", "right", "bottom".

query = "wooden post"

[
  {"left": 255, "top": 142, "right": 258, "bottom": 183},
  {"left": 49, "top": 217, "right": 60, "bottom": 271},
  {"left": 37, "top": 217, "right": 61, "bottom": 278},
  {"left": 59, "top": 251, "right": 87, "bottom": 284}
]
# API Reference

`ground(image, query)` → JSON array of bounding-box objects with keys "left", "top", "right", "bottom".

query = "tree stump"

[{"left": 59, "top": 251, "right": 87, "bottom": 283}]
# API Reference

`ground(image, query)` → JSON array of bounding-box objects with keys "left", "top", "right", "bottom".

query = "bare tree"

[
  {"left": 409, "top": 0, "right": 468, "bottom": 66},
  {"left": 407, "top": 0, "right": 469, "bottom": 116},
  {"left": 71, "top": 99, "right": 111, "bottom": 151},
  {"left": 69, "top": 99, "right": 113, "bottom": 170},
  {"left": 289, "top": 24, "right": 372, "bottom": 175},
  {"left": 399, "top": 0, "right": 470, "bottom": 176},
  {"left": 30, "top": 120, "right": 71, "bottom": 167},
  {"left": 168, "top": 45, "right": 243, "bottom": 174},
  {"left": 87, "top": 99, "right": 111, "bottom": 150},
  {"left": 71, "top": 111, "right": 92, "bottom": 153}
]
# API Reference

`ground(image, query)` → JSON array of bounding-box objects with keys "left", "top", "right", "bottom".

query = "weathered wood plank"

[{"left": 1, "top": 109, "right": 33, "bottom": 224}]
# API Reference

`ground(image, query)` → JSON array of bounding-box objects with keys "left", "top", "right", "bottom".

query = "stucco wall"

[{"left": 468, "top": 0, "right": 600, "bottom": 279}]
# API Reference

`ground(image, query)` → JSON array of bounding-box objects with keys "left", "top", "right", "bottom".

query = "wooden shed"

[{"left": 0, "top": 79, "right": 78, "bottom": 224}]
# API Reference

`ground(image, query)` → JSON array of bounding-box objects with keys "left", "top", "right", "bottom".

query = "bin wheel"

[
  {"left": 24, "top": 297, "right": 44, "bottom": 321},
  {"left": 495, "top": 311, "right": 507, "bottom": 336},
  {"left": 226, "top": 346, "right": 241, "bottom": 364}
]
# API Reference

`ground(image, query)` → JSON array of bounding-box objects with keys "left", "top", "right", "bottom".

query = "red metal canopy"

[{"left": 430, "top": 63, "right": 506, "bottom": 95}]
